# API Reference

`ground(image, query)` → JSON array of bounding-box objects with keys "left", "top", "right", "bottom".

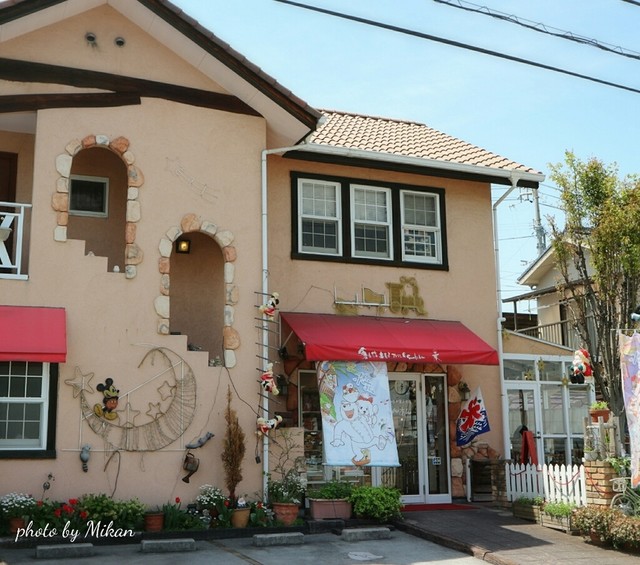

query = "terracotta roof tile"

[{"left": 310, "top": 110, "right": 542, "bottom": 175}]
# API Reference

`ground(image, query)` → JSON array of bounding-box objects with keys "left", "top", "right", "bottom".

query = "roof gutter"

[{"left": 287, "top": 142, "right": 545, "bottom": 186}]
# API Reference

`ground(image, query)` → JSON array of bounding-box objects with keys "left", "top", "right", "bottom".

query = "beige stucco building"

[{"left": 0, "top": 0, "right": 545, "bottom": 508}]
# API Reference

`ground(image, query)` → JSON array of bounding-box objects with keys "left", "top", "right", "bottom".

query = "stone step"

[
  {"left": 36, "top": 543, "right": 95, "bottom": 559},
  {"left": 341, "top": 527, "right": 391, "bottom": 542},
  {"left": 141, "top": 538, "right": 196, "bottom": 553},
  {"left": 252, "top": 532, "right": 304, "bottom": 546}
]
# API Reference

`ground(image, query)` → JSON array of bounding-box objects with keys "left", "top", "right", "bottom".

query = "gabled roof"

[
  {"left": 0, "top": 0, "right": 321, "bottom": 145},
  {"left": 297, "top": 110, "right": 544, "bottom": 187}
]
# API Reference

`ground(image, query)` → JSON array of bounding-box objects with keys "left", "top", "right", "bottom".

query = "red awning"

[
  {"left": 280, "top": 312, "right": 498, "bottom": 366},
  {"left": 0, "top": 306, "right": 67, "bottom": 362}
]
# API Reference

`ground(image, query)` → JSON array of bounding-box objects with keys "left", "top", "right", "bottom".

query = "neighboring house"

[
  {"left": 0, "top": 0, "right": 543, "bottom": 506},
  {"left": 501, "top": 244, "right": 595, "bottom": 467}
]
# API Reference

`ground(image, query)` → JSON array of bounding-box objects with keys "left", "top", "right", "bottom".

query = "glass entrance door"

[
  {"left": 506, "top": 384, "right": 541, "bottom": 464},
  {"left": 376, "top": 373, "right": 450, "bottom": 504}
]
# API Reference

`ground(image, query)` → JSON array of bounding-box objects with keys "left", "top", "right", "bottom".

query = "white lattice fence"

[{"left": 505, "top": 462, "right": 586, "bottom": 506}]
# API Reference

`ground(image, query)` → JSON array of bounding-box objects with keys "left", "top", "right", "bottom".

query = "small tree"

[
  {"left": 221, "top": 386, "right": 246, "bottom": 499},
  {"left": 549, "top": 151, "right": 640, "bottom": 433}
]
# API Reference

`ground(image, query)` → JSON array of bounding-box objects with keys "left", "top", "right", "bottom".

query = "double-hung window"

[
  {"left": 293, "top": 173, "right": 447, "bottom": 269},
  {"left": 401, "top": 191, "right": 441, "bottom": 263},
  {"left": 298, "top": 179, "right": 341, "bottom": 255},
  {"left": 351, "top": 185, "right": 392, "bottom": 260},
  {"left": 0, "top": 361, "right": 57, "bottom": 455}
]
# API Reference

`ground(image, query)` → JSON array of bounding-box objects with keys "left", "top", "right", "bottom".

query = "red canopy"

[
  {"left": 0, "top": 306, "right": 67, "bottom": 362},
  {"left": 280, "top": 312, "right": 498, "bottom": 365}
]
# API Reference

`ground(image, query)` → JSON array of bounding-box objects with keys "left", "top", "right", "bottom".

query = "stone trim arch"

[
  {"left": 155, "top": 213, "right": 239, "bottom": 368},
  {"left": 51, "top": 134, "right": 145, "bottom": 279}
]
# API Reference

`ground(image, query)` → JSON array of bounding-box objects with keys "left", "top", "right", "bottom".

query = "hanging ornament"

[
  {"left": 256, "top": 415, "right": 283, "bottom": 437},
  {"left": 259, "top": 363, "right": 279, "bottom": 395},
  {"left": 259, "top": 292, "right": 280, "bottom": 320}
]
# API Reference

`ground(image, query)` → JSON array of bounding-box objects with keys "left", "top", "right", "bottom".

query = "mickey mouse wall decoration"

[
  {"left": 258, "top": 292, "right": 279, "bottom": 320},
  {"left": 93, "top": 378, "right": 119, "bottom": 420}
]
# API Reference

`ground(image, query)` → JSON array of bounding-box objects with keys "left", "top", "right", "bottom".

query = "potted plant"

[
  {"left": 583, "top": 446, "right": 598, "bottom": 461},
  {"left": 540, "top": 501, "right": 577, "bottom": 533},
  {"left": 349, "top": 485, "right": 402, "bottom": 523},
  {"left": 512, "top": 496, "right": 544, "bottom": 522},
  {"left": 573, "top": 505, "right": 617, "bottom": 546},
  {"left": 196, "top": 484, "right": 225, "bottom": 519},
  {"left": 228, "top": 496, "right": 251, "bottom": 528},
  {"left": 307, "top": 480, "right": 355, "bottom": 520},
  {"left": 267, "top": 469, "right": 306, "bottom": 526},
  {"left": 589, "top": 401, "right": 610, "bottom": 423},
  {"left": 0, "top": 492, "right": 36, "bottom": 534},
  {"left": 221, "top": 386, "right": 247, "bottom": 527}
]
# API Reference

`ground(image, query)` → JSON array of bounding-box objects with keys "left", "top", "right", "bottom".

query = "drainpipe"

[
  {"left": 493, "top": 173, "right": 523, "bottom": 459},
  {"left": 260, "top": 144, "right": 308, "bottom": 497}
]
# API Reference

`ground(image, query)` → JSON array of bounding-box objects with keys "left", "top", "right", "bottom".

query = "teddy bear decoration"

[
  {"left": 259, "top": 363, "right": 280, "bottom": 395},
  {"left": 258, "top": 292, "right": 279, "bottom": 320},
  {"left": 256, "top": 415, "right": 283, "bottom": 437}
]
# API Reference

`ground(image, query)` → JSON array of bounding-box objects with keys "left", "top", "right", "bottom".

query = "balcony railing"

[
  {"left": 0, "top": 201, "right": 31, "bottom": 280},
  {"left": 514, "top": 318, "right": 590, "bottom": 350}
]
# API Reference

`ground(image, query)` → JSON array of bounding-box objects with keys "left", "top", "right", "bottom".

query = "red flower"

[
  {"left": 37, "top": 500, "right": 43, "bottom": 507},
  {"left": 63, "top": 504, "right": 73, "bottom": 514},
  {"left": 257, "top": 502, "right": 263, "bottom": 509},
  {"left": 175, "top": 497, "right": 180, "bottom": 504},
  {"left": 54, "top": 508, "right": 62, "bottom": 518},
  {"left": 224, "top": 500, "right": 230, "bottom": 507},
  {"left": 80, "top": 511, "right": 88, "bottom": 520},
  {"left": 69, "top": 498, "right": 78, "bottom": 506}
]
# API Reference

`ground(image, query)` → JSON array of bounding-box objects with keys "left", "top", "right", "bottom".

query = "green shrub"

[
  {"left": 349, "top": 486, "right": 402, "bottom": 522},
  {"left": 514, "top": 496, "right": 544, "bottom": 506},
  {"left": 573, "top": 505, "right": 618, "bottom": 544},
  {"left": 542, "top": 501, "right": 575, "bottom": 518},
  {"left": 307, "top": 480, "right": 355, "bottom": 500}
]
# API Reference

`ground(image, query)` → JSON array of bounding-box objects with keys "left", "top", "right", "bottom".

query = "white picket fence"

[{"left": 505, "top": 462, "right": 587, "bottom": 506}]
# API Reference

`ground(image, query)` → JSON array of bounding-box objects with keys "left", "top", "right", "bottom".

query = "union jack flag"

[{"left": 456, "top": 387, "right": 490, "bottom": 446}]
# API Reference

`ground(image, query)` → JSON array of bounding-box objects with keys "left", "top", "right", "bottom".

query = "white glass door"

[{"left": 506, "top": 384, "right": 542, "bottom": 464}]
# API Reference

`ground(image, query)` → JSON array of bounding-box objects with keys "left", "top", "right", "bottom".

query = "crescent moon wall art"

[{"left": 65, "top": 347, "right": 197, "bottom": 452}]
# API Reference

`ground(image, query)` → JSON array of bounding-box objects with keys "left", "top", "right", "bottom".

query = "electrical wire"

[
  {"left": 434, "top": 0, "right": 640, "bottom": 62},
  {"left": 274, "top": 0, "right": 640, "bottom": 95}
]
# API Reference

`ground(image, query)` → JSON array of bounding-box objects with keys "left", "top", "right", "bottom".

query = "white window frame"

[
  {"left": 297, "top": 178, "right": 342, "bottom": 256},
  {"left": 350, "top": 184, "right": 393, "bottom": 260},
  {"left": 69, "top": 174, "right": 109, "bottom": 218},
  {"left": 400, "top": 190, "right": 442, "bottom": 264},
  {"left": 0, "top": 362, "right": 50, "bottom": 450}
]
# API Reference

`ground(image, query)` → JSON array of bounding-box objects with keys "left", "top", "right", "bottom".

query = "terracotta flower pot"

[
  {"left": 230, "top": 507, "right": 250, "bottom": 528},
  {"left": 9, "top": 517, "right": 26, "bottom": 535},
  {"left": 309, "top": 498, "right": 352, "bottom": 520},
  {"left": 589, "top": 409, "right": 610, "bottom": 423},
  {"left": 272, "top": 502, "right": 299, "bottom": 526},
  {"left": 144, "top": 512, "right": 164, "bottom": 532}
]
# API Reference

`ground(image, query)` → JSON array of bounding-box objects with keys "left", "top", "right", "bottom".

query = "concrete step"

[
  {"left": 341, "top": 527, "right": 391, "bottom": 542},
  {"left": 36, "top": 543, "right": 95, "bottom": 559},
  {"left": 141, "top": 538, "right": 196, "bottom": 553},
  {"left": 252, "top": 532, "right": 304, "bottom": 547}
]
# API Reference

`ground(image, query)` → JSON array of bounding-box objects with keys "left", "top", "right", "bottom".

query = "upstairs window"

[
  {"left": 69, "top": 175, "right": 109, "bottom": 217},
  {"left": 298, "top": 179, "right": 341, "bottom": 255},
  {"left": 292, "top": 173, "right": 447, "bottom": 269}
]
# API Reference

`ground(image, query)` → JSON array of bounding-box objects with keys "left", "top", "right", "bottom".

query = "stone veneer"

[
  {"left": 52, "top": 135, "right": 144, "bottom": 279},
  {"left": 155, "top": 213, "right": 239, "bottom": 368}
]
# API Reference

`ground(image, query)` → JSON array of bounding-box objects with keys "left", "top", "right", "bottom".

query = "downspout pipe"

[
  {"left": 493, "top": 172, "right": 523, "bottom": 460},
  {"left": 260, "top": 144, "right": 309, "bottom": 497}
]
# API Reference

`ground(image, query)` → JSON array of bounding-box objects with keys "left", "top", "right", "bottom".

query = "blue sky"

[{"left": 173, "top": 0, "right": 640, "bottom": 311}]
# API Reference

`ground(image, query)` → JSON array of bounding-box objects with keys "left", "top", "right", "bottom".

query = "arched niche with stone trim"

[
  {"left": 52, "top": 134, "right": 144, "bottom": 279},
  {"left": 156, "top": 213, "right": 239, "bottom": 368}
]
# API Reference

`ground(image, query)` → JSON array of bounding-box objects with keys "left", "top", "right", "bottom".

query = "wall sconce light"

[
  {"left": 458, "top": 381, "right": 471, "bottom": 401},
  {"left": 176, "top": 239, "right": 191, "bottom": 254}
]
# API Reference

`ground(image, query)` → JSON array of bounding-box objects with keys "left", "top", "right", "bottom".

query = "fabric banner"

[
  {"left": 618, "top": 332, "right": 640, "bottom": 487},
  {"left": 456, "top": 387, "right": 491, "bottom": 446},
  {"left": 316, "top": 361, "right": 399, "bottom": 467}
]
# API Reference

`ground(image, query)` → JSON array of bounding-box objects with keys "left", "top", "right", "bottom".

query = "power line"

[
  {"left": 434, "top": 0, "right": 640, "bottom": 62},
  {"left": 273, "top": 1, "right": 640, "bottom": 95}
]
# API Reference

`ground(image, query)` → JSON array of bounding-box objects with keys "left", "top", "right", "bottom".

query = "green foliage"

[
  {"left": 0, "top": 492, "right": 36, "bottom": 518},
  {"left": 307, "top": 480, "right": 355, "bottom": 500},
  {"left": 548, "top": 151, "right": 640, "bottom": 428},
  {"left": 542, "top": 501, "right": 576, "bottom": 518},
  {"left": 113, "top": 498, "right": 145, "bottom": 530},
  {"left": 590, "top": 401, "right": 609, "bottom": 410},
  {"left": 573, "top": 505, "right": 618, "bottom": 544},
  {"left": 249, "top": 501, "right": 274, "bottom": 527},
  {"left": 514, "top": 496, "right": 544, "bottom": 506},
  {"left": 349, "top": 486, "right": 402, "bottom": 522},
  {"left": 267, "top": 469, "right": 306, "bottom": 504},
  {"left": 606, "top": 456, "right": 631, "bottom": 476}
]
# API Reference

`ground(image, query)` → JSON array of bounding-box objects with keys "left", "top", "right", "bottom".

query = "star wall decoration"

[{"left": 64, "top": 366, "right": 95, "bottom": 398}]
